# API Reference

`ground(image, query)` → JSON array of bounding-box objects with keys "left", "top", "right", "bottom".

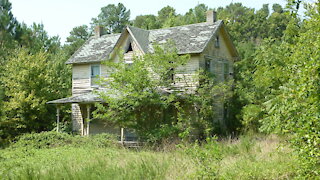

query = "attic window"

[
  {"left": 126, "top": 43, "right": 133, "bottom": 53},
  {"left": 215, "top": 36, "right": 220, "bottom": 48}
]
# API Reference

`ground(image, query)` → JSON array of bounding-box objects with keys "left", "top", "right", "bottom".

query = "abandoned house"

[{"left": 48, "top": 11, "right": 238, "bottom": 140}]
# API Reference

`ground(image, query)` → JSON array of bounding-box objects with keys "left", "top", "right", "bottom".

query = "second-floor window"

[{"left": 91, "top": 64, "right": 100, "bottom": 87}]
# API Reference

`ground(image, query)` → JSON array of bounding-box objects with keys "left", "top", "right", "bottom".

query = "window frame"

[
  {"left": 90, "top": 64, "right": 101, "bottom": 87},
  {"left": 215, "top": 36, "right": 220, "bottom": 48}
]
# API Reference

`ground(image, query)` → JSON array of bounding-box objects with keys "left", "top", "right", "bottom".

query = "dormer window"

[
  {"left": 91, "top": 64, "right": 100, "bottom": 87},
  {"left": 215, "top": 36, "right": 220, "bottom": 48}
]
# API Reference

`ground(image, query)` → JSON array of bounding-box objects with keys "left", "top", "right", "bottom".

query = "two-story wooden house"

[{"left": 48, "top": 11, "right": 238, "bottom": 137}]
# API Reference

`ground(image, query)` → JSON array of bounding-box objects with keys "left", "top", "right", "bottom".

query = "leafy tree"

[
  {"left": 236, "top": 1, "right": 319, "bottom": 175},
  {"left": 157, "top": 6, "right": 182, "bottom": 28},
  {"left": 95, "top": 42, "right": 232, "bottom": 142},
  {"left": 217, "top": 3, "right": 256, "bottom": 43},
  {"left": 64, "top": 25, "right": 91, "bottom": 56},
  {"left": 0, "top": 49, "right": 71, "bottom": 141},
  {"left": 133, "top": 15, "right": 160, "bottom": 30},
  {"left": 183, "top": 4, "right": 208, "bottom": 24},
  {"left": 157, "top": 6, "right": 176, "bottom": 25},
  {"left": 17, "top": 23, "right": 61, "bottom": 53},
  {"left": 272, "top": 3, "right": 284, "bottom": 13},
  {"left": 0, "top": 0, "right": 18, "bottom": 47},
  {"left": 91, "top": 3, "right": 130, "bottom": 34}
]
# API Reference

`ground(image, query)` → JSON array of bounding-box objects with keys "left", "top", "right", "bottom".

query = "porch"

[{"left": 47, "top": 93, "right": 137, "bottom": 143}]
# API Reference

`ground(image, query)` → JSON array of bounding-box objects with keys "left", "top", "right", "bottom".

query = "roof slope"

[
  {"left": 148, "top": 21, "right": 222, "bottom": 54},
  {"left": 47, "top": 93, "right": 103, "bottom": 104},
  {"left": 66, "top": 21, "right": 223, "bottom": 64},
  {"left": 127, "top": 26, "right": 150, "bottom": 53},
  {"left": 66, "top": 33, "right": 120, "bottom": 64}
]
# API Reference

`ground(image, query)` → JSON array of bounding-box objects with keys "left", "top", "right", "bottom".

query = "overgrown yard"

[{"left": 0, "top": 132, "right": 304, "bottom": 179}]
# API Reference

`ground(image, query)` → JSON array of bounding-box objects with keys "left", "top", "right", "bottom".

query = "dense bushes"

[
  {"left": 96, "top": 43, "right": 232, "bottom": 143},
  {"left": 236, "top": 3, "right": 320, "bottom": 176}
]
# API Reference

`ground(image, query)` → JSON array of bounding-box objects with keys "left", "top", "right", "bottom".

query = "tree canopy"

[{"left": 91, "top": 3, "right": 130, "bottom": 34}]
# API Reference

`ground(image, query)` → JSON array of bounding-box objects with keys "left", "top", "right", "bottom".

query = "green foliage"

[
  {"left": 157, "top": 6, "right": 177, "bottom": 27},
  {"left": 95, "top": 42, "right": 190, "bottom": 142},
  {"left": 64, "top": 25, "right": 91, "bottom": 56},
  {"left": 133, "top": 15, "right": 160, "bottom": 30},
  {"left": 91, "top": 3, "right": 130, "bottom": 33},
  {"left": 0, "top": 49, "right": 71, "bottom": 141},
  {"left": 95, "top": 42, "right": 232, "bottom": 142},
  {"left": 216, "top": 3, "right": 292, "bottom": 44},
  {"left": 17, "top": 23, "right": 61, "bottom": 53},
  {"left": 0, "top": 0, "right": 18, "bottom": 52},
  {"left": 236, "top": 2, "right": 320, "bottom": 175}
]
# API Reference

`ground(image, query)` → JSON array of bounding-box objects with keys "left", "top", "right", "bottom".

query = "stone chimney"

[
  {"left": 206, "top": 10, "right": 217, "bottom": 23},
  {"left": 94, "top": 26, "right": 103, "bottom": 37}
]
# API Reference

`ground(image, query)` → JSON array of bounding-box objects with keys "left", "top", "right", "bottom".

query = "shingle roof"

[
  {"left": 66, "top": 21, "right": 223, "bottom": 64},
  {"left": 47, "top": 93, "right": 103, "bottom": 104},
  {"left": 66, "top": 33, "right": 120, "bottom": 64},
  {"left": 148, "top": 21, "right": 222, "bottom": 54},
  {"left": 127, "top": 26, "right": 150, "bottom": 53}
]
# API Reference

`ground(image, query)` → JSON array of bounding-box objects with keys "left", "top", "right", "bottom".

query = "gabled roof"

[
  {"left": 127, "top": 26, "right": 149, "bottom": 53},
  {"left": 66, "top": 20, "right": 234, "bottom": 64}
]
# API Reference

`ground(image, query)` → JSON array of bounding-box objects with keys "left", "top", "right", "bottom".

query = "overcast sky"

[{"left": 10, "top": 0, "right": 288, "bottom": 43}]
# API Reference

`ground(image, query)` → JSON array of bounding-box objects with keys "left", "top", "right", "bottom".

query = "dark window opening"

[
  {"left": 215, "top": 36, "right": 220, "bottom": 48},
  {"left": 126, "top": 43, "right": 133, "bottom": 53},
  {"left": 205, "top": 58, "right": 211, "bottom": 71}
]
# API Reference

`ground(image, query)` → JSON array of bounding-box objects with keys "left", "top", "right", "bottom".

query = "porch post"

[
  {"left": 120, "top": 128, "right": 124, "bottom": 144},
  {"left": 81, "top": 112, "right": 84, "bottom": 136},
  {"left": 86, "top": 104, "right": 91, "bottom": 136},
  {"left": 56, "top": 105, "right": 60, "bottom": 133}
]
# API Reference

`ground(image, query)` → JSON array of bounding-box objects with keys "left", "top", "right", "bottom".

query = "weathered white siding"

[
  {"left": 72, "top": 64, "right": 91, "bottom": 95},
  {"left": 174, "top": 55, "right": 200, "bottom": 90},
  {"left": 201, "top": 28, "right": 234, "bottom": 82},
  {"left": 199, "top": 28, "right": 235, "bottom": 127}
]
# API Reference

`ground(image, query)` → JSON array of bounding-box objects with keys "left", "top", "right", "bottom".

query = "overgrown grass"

[{"left": 0, "top": 132, "right": 305, "bottom": 179}]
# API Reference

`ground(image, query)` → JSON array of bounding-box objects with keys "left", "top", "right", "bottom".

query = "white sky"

[{"left": 10, "top": 0, "right": 288, "bottom": 43}]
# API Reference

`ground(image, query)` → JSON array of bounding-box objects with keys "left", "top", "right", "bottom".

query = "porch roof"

[{"left": 47, "top": 93, "right": 103, "bottom": 104}]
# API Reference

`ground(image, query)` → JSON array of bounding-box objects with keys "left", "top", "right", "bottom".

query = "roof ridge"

[
  {"left": 128, "top": 20, "right": 222, "bottom": 32},
  {"left": 149, "top": 20, "right": 222, "bottom": 32}
]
